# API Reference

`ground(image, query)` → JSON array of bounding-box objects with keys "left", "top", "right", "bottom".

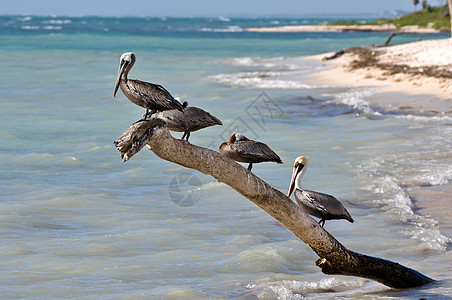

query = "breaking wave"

[
  {"left": 208, "top": 71, "right": 317, "bottom": 89},
  {"left": 325, "top": 88, "right": 382, "bottom": 115},
  {"left": 246, "top": 277, "right": 366, "bottom": 299},
  {"left": 199, "top": 25, "right": 244, "bottom": 32},
  {"left": 358, "top": 149, "right": 452, "bottom": 251}
]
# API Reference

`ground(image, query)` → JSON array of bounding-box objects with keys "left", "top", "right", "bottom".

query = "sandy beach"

[{"left": 305, "top": 38, "right": 452, "bottom": 114}]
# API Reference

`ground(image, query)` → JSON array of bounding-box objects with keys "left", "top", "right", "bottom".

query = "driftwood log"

[
  {"left": 114, "top": 119, "right": 434, "bottom": 289},
  {"left": 382, "top": 31, "right": 428, "bottom": 46}
]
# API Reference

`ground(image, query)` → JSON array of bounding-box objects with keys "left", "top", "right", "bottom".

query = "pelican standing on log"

[
  {"left": 287, "top": 156, "right": 354, "bottom": 227},
  {"left": 113, "top": 52, "right": 184, "bottom": 120},
  {"left": 155, "top": 99, "right": 222, "bottom": 141},
  {"left": 219, "top": 132, "right": 283, "bottom": 171}
]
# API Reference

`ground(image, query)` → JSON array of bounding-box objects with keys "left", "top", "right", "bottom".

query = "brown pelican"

[
  {"left": 113, "top": 52, "right": 184, "bottom": 119},
  {"left": 287, "top": 156, "right": 354, "bottom": 227},
  {"left": 219, "top": 132, "right": 283, "bottom": 171},
  {"left": 155, "top": 99, "right": 222, "bottom": 141}
]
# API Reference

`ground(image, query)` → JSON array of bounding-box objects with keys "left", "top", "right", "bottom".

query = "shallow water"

[{"left": 0, "top": 15, "right": 451, "bottom": 299}]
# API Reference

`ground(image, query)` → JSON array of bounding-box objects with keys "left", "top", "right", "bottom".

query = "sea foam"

[
  {"left": 199, "top": 26, "right": 244, "bottom": 32},
  {"left": 222, "top": 56, "right": 308, "bottom": 71},
  {"left": 208, "top": 71, "right": 316, "bottom": 89},
  {"left": 325, "top": 88, "right": 381, "bottom": 115},
  {"left": 359, "top": 158, "right": 451, "bottom": 251},
  {"left": 247, "top": 277, "right": 366, "bottom": 299}
]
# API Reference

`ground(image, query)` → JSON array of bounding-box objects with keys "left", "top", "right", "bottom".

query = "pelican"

[
  {"left": 155, "top": 99, "right": 222, "bottom": 141},
  {"left": 113, "top": 52, "right": 184, "bottom": 119},
  {"left": 287, "top": 156, "right": 354, "bottom": 227},
  {"left": 219, "top": 132, "right": 283, "bottom": 171}
]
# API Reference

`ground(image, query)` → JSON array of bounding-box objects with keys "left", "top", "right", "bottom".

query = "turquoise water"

[{"left": 1, "top": 15, "right": 451, "bottom": 298}]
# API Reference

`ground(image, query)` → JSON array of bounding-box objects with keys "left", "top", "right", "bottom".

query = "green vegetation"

[
  {"left": 327, "top": 3, "right": 451, "bottom": 31},
  {"left": 377, "top": 4, "right": 450, "bottom": 30}
]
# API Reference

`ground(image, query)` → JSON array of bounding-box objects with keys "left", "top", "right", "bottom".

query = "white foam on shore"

[
  {"left": 359, "top": 154, "right": 452, "bottom": 251},
  {"left": 371, "top": 174, "right": 450, "bottom": 251},
  {"left": 208, "top": 71, "right": 317, "bottom": 89},
  {"left": 199, "top": 26, "right": 244, "bottom": 32},
  {"left": 221, "top": 56, "right": 311, "bottom": 71},
  {"left": 325, "top": 88, "right": 382, "bottom": 115},
  {"left": 396, "top": 114, "right": 452, "bottom": 122},
  {"left": 211, "top": 55, "right": 329, "bottom": 90},
  {"left": 247, "top": 277, "right": 366, "bottom": 299}
]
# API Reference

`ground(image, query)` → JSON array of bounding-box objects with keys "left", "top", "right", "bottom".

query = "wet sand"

[
  {"left": 409, "top": 183, "right": 452, "bottom": 239},
  {"left": 304, "top": 38, "right": 452, "bottom": 115}
]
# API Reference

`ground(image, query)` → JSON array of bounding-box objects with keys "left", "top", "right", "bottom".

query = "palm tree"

[
  {"left": 448, "top": 0, "right": 452, "bottom": 36},
  {"left": 422, "top": 0, "right": 428, "bottom": 9},
  {"left": 413, "top": 0, "right": 420, "bottom": 11}
]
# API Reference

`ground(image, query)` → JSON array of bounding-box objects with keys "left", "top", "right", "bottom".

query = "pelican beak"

[
  {"left": 287, "top": 163, "right": 302, "bottom": 197},
  {"left": 113, "top": 60, "right": 127, "bottom": 97}
]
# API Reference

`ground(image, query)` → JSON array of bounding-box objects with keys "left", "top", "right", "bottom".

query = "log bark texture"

[{"left": 114, "top": 119, "right": 434, "bottom": 289}]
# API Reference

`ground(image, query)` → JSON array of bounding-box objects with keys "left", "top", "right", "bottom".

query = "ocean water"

[{"left": 0, "top": 15, "right": 451, "bottom": 299}]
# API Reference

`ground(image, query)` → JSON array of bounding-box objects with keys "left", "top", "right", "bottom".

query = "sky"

[{"left": 2, "top": 0, "right": 421, "bottom": 17}]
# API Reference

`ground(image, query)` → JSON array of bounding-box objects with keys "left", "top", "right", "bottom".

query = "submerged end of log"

[{"left": 316, "top": 252, "right": 434, "bottom": 288}]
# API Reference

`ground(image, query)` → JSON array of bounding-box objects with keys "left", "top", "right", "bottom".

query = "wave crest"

[{"left": 208, "top": 71, "right": 318, "bottom": 89}]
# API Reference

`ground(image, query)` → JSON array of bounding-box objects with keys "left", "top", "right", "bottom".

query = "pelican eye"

[{"left": 294, "top": 162, "right": 304, "bottom": 169}]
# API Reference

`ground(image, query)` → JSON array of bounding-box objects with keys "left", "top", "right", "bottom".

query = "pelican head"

[
  {"left": 114, "top": 52, "right": 136, "bottom": 97},
  {"left": 287, "top": 156, "right": 309, "bottom": 197},
  {"left": 175, "top": 96, "right": 189, "bottom": 108},
  {"left": 226, "top": 132, "right": 237, "bottom": 145},
  {"left": 226, "top": 132, "right": 250, "bottom": 145},
  {"left": 234, "top": 132, "right": 249, "bottom": 142}
]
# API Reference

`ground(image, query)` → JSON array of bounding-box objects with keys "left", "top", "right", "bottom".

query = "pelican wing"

[
  {"left": 303, "top": 190, "right": 353, "bottom": 221},
  {"left": 302, "top": 190, "right": 329, "bottom": 215},
  {"left": 157, "top": 107, "right": 222, "bottom": 131},
  {"left": 234, "top": 141, "right": 283, "bottom": 163},
  {"left": 130, "top": 80, "right": 184, "bottom": 111},
  {"left": 176, "top": 107, "right": 222, "bottom": 129}
]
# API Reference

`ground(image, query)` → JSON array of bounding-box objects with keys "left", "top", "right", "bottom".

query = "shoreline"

[
  {"left": 303, "top": 38, "right": 452, "bottom": 115},
  {"left": 247, "top": 24, "right": 445, "bottom": 33},
  {"left": 301, "top": 38, "right": 452, "bottom": 239},
  {"left": 409, "top": 182, "right": 452, "bottom": 239}
]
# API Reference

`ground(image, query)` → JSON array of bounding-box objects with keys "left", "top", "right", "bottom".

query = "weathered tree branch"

[
  {"left": 382, "top": 31, "right": 427, "bottom": 46},
  {"left": 114, "top": 119, "right": 434, "bottom": 289}
]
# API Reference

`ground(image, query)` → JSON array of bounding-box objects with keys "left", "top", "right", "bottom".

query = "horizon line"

[{"left": 0, "top": 11, "right": 406, "bottom": 19}]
